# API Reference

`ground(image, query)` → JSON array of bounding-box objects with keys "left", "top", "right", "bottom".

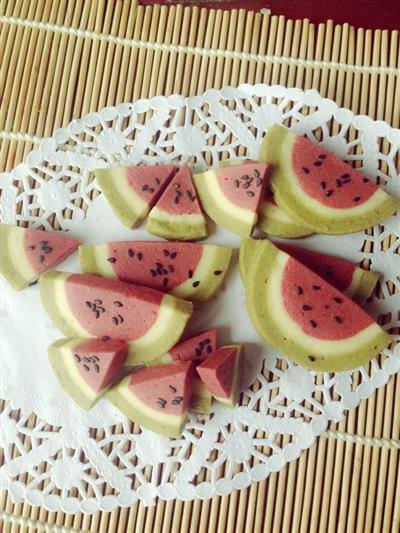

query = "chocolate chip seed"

[
  {"left": 188, "top": 270, "right": 193, "bottom": 279},
  {"left": 128, "top": 249, "right": 134, "bottom": 258},
  {"left": 168, "top": 265, "right": 174, "bottom": 273},
  {"left": 94, "top": 364, "right": 100, "bottom": 373},
  {"left": 296, "top": 286, "right": 303, "bottom": 296},
  {"left": 312, "top": 285, "right": 321, "bottom": 290},
  {"left": 320, "top": 181, "right": 327, "bottom": 189},
  {"left": 195, "top": 347, "right": 201, "bottom": 357},
  {"left": 214, "top": 270, "right": 223, "bottom": 276},
  {"left": 325, "top": 189, "right": 334, "bottom": 197},
  {"left": 246, "top": 191, "right": 255, "bottom": 197},
  {"left": 163, "top": 249, "right": 170, "bottom": 257},
  {"left": 169, "top": 252, "right": 177, "bottom": 259},
  {"left": 334, "top": 316, "right": 343, "bottom": 324},
  {"left": 101, "top": 336, "right": 110, "bottom": 341},
  {"left": 303, "top": 305, "right": 312, "bottom": 311},
  {"left": 302, "top": 167, "right": 310, "bottom": 174},
  {"left": 206, "top": 345, "right": 212, "bottom": 354},
  {"left": 113, "top": 301, "right": 123, "bottom": 307},
  {"left": 309, "top": 320, "right": 317, "bottom": 328},
  {"left": 83, "top": 364, "right": 90, "bottom": 371},
  {"left": 341, "top": 173, "right": 350, "bottom": 180},
  {"left": 85, "top": 301, "right": 92, "bottom": 308},
  {"left": 253, "top": 169, "right": 260, "bottom": 178},
  {"left": 154, "top": 177, "right": 160, "bottom": 185},
  {"left": 27, "top": 245, "right": 35, "bottom": 250},
  {"left": 333, "top": 297, "right": 343, "bottom": 303},
  {"left": 192, "top": 281, "right": 200, "bottom": 288},
  {"left": 162, "top": 278, "right": 168, "bottom": 287},
  {"left": 38, "top": 255, "right": 45, "bottom": 263},
  {"left": 107, "top": 257, "right": 116, "bottom": 263},
  {"left": 94, "top": 299, "right": 102, "bottom": 305},
  {"left": 352, "top": 196, "right": 361, "bottom": 203},
  {"left": 169, "top": 385, "right": 177, "bottom": 393},
  {"left": 97, "top": 306, "right": 105, "bottom": 313},
  {"left": 313, "top": 161, "right": 322, "bottom": 167},
  {"left": 308, "top": 355, "right": 316, "bottom": 362},
  {"left": 137, "top": 253, "right": 143, "bottom": 261},
  {"left": 74, "top": 354, "right": 81, "bottom": 362},
  {"left": 362, "top": 177, "right": 370, "bottom": 183},
  {"left": 319, "top": 154, "right": 326, "bottom": 160}
]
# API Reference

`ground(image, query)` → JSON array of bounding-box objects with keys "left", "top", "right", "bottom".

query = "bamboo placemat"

[{"left": 0, "top": 1, "right": 399, "bottom": 532}]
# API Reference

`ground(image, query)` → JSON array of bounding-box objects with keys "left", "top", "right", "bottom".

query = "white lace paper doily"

[{"left": 0, "top": 85, "right": 399, "bottom": 514}]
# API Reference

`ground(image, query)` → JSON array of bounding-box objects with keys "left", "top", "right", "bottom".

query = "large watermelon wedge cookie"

[
  {"left": 146, "top": 165, "right": 208, "bottom": 241},
  {"left": 107, "top": 361, "right": 194, "bottom": 438},
  {"left": 218, "top": 160, "right": 311, "bottom": 238},
  {"left": 245, "top": 240, "right": 392, "bottom": 372},
  {"left": 94, "top": 164, "right": 176, "bottom": 228},
  {"left": 48, "top": 337, "right": 127, "bottom": 410},
  {"left": 0, "top": 224, "right": 80, "bottom": 290},
  {"left": 80, "top": 241, "right": 232, "bottom": 302},
  {"left": 277, "top": 243, "right": 379, "bottom": 305},
  {"left": 240, "top": 239, "right": 379, "bottom": 305},
  {"left": 40, "top": 271, "right": 193, "bottom": 365},
  {"left": 193, "top": 162, "right": 271, "bottom": 237},
  {"left": 260, "top": 124, "right": 400, "bottom": 234},
  {"left": 197, "top": 344, "right": 243, "bottom": 408}
]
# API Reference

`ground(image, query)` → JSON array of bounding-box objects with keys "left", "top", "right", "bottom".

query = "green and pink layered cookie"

[
  {"left": 218, "top": 159, "right": 311, "bottom": 238},
  {"left": 107, "top": 361, "right": 194, "bottom": 438},
  {"left": 260, "top": 125, "right": 400, "bottom": 234},
  {"left": 240, "top": 239, "right": 379, "bottom": 305},
  {"left": 154, "top": 329, "right": 219, "bottom": 415},
  {"left": 0, "top": 224, "right": 80, "bottom": 290},
  {"left": 40, "top": 270, "right": 193, "bottom": 365},
  {"left": 79, "top": 241, "right": 232, "bottom": 302},
  {"left": 146, "top": 165, "right": 208, "bottom": 240},
  {"left": 197, "top": 344, "right": 243, "bottom": 408},
  {"left": 243, "top": 239, "right": 392, "bottom": 372},
  {"left": 194, "top": 162, "right": 271, "bottom": 237},
  {"left": 94, "top": 164, "right": 176, "bottom": 228},
  {"left": 48, "top": 337, "right": 127, "bottom": 410}
]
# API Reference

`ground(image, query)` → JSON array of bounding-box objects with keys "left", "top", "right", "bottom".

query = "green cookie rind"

[
  {"left": 239, "top": 238, "right": 263, "bottom": 284},
  {"left": 260, "top": 125, "right": 400, "bottom": 234},
  {"left": 245, "top": 240, "right": 392, "bottom": 372},
  {"left": 146, "top": 215, "right": 207, "bottom": 241},
  {"left": 106, "top": 376, "right": 186, "bottom": 438},
  {"left": 194, "top": 173, "right": 256, "bottom": 237},
  {"left": 190, "top": 378, "right": 212, "bottom": 415},
  {"left": 40, "top": 270, "right": 193, "bottom": 365},
  {"left": 79, "top": 245, "right": 109, "bottom": 277},
  {"left": 352, "top": 270, "right": 379, "bottom": 306},
  {"left": 95, "top": 169, "right": 144, "bottom": 229},
  {"left": 40, "top": 270, "right": 79, "bottom": 337},
  {"left": 48, "top": 339, "right": 99, "bottom": 410},
  {"left": 0, "top": 224, "right": 35, "bottom": 290}
]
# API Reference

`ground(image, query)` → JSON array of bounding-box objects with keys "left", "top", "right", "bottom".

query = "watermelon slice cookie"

[
  {"left": 40, "top": 270, "right": 193, "bottom": 365},
  {"left": 260, "top": 125, "right": 400, "bottom": 234},
  {"left": 197, "top": 345, "right": 243, "bottom": 408},
  {"left": 244, "top": 240, "right": 392, "bottom": 372},
  {"left": 94, "top": 164, "right": 176, "bottom": 228},
  {"left": 48, "top": 337, "right": 127, "bottom": 410},
  {"left": 146, "top": 165, "right": 207, "bottom": 241},
  {"left": 240, "top": 239, "right": 379, "bottom": 305},
  {"left": 218, "top": 160, "right": 311, "bottom": 238},
  {"left": 193, "top": 163, "right": 271, "bottom": 237},
  {"left": 0, "top": 224, "right": 80, "bottom": 290},
  {"left": 153, "top": 329, "right": 219, "bottom": 415},
  {"left": 107, "top": 361, "right": 194, "bottom": 438},
  {"left": 79, "top": 241, "right": 232, "bottom": 302},
  {"left": 157, "top": 329, "right": 218, "bottom": 364}
]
